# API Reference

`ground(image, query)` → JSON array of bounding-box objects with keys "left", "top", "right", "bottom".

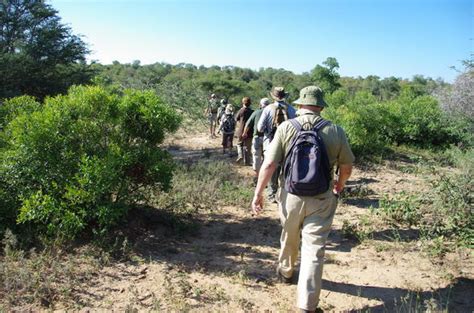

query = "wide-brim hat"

[
  {"left": 269, "top": 87, "right": 289, "bottom": 101},
  {"left": 293, "top": 86, "right": 327, "bottom": 107},
  {"left": 225, "top": 103, "right": 234, "bottom": 114}
]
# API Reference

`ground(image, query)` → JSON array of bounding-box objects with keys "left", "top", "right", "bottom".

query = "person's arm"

[
  {"left": 251, "top": 159, "right": 277, "bottom": 215},
  {"left": 242, "top": 112, "right": 256, "bottom": 140},
  {"left": 256, "top": 109, "right": 267, "bottom": 133},
  {"left": 333, "top": 164, "right": 352, "bottom": 194}
]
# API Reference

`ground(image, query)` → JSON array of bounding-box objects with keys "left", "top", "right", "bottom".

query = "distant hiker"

[
  {"left": 218, "top": 103, "right": 236, "bottom": 155},
  {"left": 205, "top": 93, "right": 219, "bottom": 138},
  {"left": 243, "top": 97, "right": 271, "bottom": 184},
  {"left": 252, "top": 86, "right": 354, "bottom": 313},
  {"left": 256, "top": 87, "right": 296, "bottom": 202},
  {"left": 217, "top": 98, "right": 228, "bottom": 124},
  {"left": 235, "top": 97, "right": 254, "bottom": 165}
]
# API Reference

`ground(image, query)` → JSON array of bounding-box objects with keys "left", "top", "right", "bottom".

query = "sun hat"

[
  {"left": 260, "top": 97, "right": 271, "bottom": 107},
  {"left": 225, "top": 103, "right": 234, "bottom": 114},
  {"left": 211, "top": 93, "right": 216, "bottom": 98},
  {"left": 269, "top": 87, "right": 289, "bottom": 101},
  {"left": 293, "top": 86, "right": 327, "bottom": 107}
]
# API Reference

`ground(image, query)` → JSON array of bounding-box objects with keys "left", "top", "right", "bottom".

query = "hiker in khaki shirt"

[{"left": 252, "top": 86, "right": 354, "bottom": 313}]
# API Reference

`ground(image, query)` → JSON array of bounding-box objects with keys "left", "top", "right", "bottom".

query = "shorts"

[{"left": 208, "top": 113, "right": 217, "bottom": 123}]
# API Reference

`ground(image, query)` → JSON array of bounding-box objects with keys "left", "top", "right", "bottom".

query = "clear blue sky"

[{"left": 50, "top": 0, "right": 472, "bottom": 82}]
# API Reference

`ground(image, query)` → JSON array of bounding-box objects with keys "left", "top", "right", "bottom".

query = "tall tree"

[
  {"left": 310, "top": 57, "right": 341, "bottom": 94},
  {"left": 0, "top": 0, "right": 92, "bottom": 99}
]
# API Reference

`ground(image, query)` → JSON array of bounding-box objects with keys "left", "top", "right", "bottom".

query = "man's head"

[
  {"left": 211, "top": 93, "right": 217, "bottom": 99},
  {"left": 220, "top": 98, "right": 228, "bottom": 106},
  {"left": 270, "top": 87, "right": 288, "bottom": 102},
  {"left": 242, "top": 97, "right": 251, "bottom": 107},
  {"left": 259, "top": 97, "right": 270, "bottom": 108},
  {"left": 293, "top": 86, "right": 327, "bottom": 111}
]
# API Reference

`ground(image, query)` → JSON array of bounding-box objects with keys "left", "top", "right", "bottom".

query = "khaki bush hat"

[
  {"left": 225, "top": 103, "right": 234, "bottom": 114},
  {"left": 270, "top": 87, "right": 289, "bottom": 101},
  {"left": 293, "top": 86, "right": 327, "bottom": 107}
]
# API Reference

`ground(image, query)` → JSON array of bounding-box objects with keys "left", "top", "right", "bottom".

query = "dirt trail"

[{"left": 75, "top": 129, "right": 473, "bottom": 312}]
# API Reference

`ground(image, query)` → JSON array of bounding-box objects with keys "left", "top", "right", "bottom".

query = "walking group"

[{"left": 206, "top": 85, "right": 355, "bottom": 313}]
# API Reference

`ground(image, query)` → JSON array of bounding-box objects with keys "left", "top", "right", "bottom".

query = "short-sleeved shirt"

[
  {"left": 256, "top": 101, "right": 296, "bottom": 143},
  {"left": 265, "top": 109, "right": 355, "bottom": 193},
  {"left": 235, "top": 106, "right": 254, "bottom": 138},
  {"left": 245, "top": 108, "right": 264, "bottom": 137},
  {"left": 208, "top": 99, "right": 219, "bottom": 113}
]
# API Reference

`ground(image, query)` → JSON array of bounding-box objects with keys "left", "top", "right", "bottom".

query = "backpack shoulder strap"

[
  {"left": 313, "top": 118, "right": 330, "bottom": 132},
  {"left": 289, "top": 119, "right": 302, "bottom": 132}
]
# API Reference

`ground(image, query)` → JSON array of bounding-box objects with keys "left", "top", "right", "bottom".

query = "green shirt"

[
  {"left": 245, "top": 108, "right": 264, "bottom": 137},
  {"left": 266, "top": 108, "right": 355, "bottom": 178}
]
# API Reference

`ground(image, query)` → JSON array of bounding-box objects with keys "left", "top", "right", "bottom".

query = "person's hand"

[
  {"left": 251, "top": 194, "right": 264, "bottom": 215},
  {"left": 333, "top": 180, "right": 344, "bottom": 194}
]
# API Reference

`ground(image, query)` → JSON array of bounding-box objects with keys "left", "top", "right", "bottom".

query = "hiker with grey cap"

[
  {"left": 251, "top": 86, "right": 354, "bottom": 313},
  {"left": 242, "top": 97, "right": 271, "bottom": 184},
  {"left": 256, "top": 87, "right": 296, "bottom": 202},
  {"left": 205, "top": 93, "right": 219, "bottom": 138}
]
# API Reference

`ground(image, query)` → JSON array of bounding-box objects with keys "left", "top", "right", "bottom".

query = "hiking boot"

[{"left": 277, "top": 268, "right": 293, "bottom": 284}]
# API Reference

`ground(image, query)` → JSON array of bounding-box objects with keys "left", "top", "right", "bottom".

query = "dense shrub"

[
  {"left": 0, "top": 86, "right": 181, "bottom": 241},
  {"left": 324, "top": 91, "right": 389, "bottom": 155},
  {"left": 324, "top": 89, "right": 472, "bottom": 156}
]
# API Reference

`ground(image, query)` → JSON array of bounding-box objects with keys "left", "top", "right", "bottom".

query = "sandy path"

[{"left": 73, "top": 129, "right": 473, "bottom": 312}]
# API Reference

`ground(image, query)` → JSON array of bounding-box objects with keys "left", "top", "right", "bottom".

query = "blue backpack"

[{"left": 283, "top": 118, "right": 331, "bottom": 196}]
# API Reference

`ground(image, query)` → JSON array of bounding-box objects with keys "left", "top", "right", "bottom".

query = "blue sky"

[{"left": 50, "top": 0, "right": 472, "bottom": 82}]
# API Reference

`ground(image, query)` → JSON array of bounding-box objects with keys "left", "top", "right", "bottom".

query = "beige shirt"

[{"left": 265, "top": 108, "right": 355, "bottom": 179}]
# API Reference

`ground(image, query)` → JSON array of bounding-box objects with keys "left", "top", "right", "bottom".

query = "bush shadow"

[{"left": 113, "top": 205, "right": 282, "bottom": 280}]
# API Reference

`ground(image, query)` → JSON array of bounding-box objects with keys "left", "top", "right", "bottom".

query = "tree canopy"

[{"left": 0, "top": 0, "right": 92, "bottom": 99}]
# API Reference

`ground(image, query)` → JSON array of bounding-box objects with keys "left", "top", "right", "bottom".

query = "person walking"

[
  {"left": 217, "top": 98, "right": 228, "bottom": 124},
  {"left": 235, "top": 97, "right": 254, "bottom": 165},
  {"left": 242, "top": 97, "right": 271, "bottom": 183},
  {"left": 218, "top": 103, "right": 236, "bottom": 155},
  {"left": 251, "top": 86, "right": 354, "bottom": 313},
  {"left": 256, "top": 87, "right": 296, "bottom": 202},
  {"left": 205, "top": 93, "right": 219, "bottom": 138}
]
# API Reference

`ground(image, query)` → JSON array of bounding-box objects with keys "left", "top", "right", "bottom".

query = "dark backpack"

[
  {"left": 222, "top": 114, "right": 236, "bottom": 133},
  {"left": 270, "top": 104, "right": 288, "bottom": 140},
  {"left": 283, "top": 118, "right": 331, "bottom": 196}
]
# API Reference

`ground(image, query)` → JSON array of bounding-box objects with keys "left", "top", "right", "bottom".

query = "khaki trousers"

[
  {"left": 277, "top": 188, "right": 338, "bottom": 311},
  {"left": 251, "top": 136, "right": 263, "bottom": 172}
]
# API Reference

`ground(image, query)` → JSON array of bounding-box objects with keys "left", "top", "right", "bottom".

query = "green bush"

[
  {"left": 0, "top": 86, "right": 181, "bottom": 241},
  {"left": 324, "top": 91, "right": 389, "bottom": 155},
  {"left": 0, "top": 95, "right": 41, "bottom": 130}
]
